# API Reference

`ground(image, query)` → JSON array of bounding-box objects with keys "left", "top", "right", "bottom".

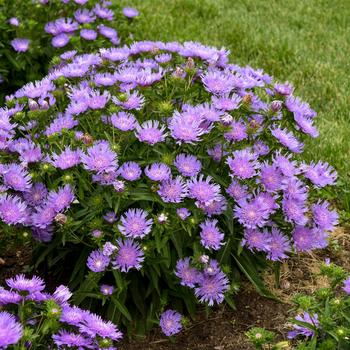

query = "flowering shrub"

[
  {"left": 0, "top": 274, "right": 123, "bottom": 349},
  {"left": 0, "top": 40, "right": 338, "bottom": 332},
  {"left": 0, "top": 0, "right": 139, "bottom": 101},
  {"left": 247, "top": 261, "right": 350, "bottom": 350}
]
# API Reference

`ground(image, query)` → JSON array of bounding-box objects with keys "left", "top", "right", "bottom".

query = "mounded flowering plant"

[
  {"left": 0, "top": 40, "right": 338, "bottom": 333},
  {"left": 0, "top": 0, "right": 139, "bottom": 102},
  {"left": 0, "top": 274, "right": 123, "bottom": 349}
]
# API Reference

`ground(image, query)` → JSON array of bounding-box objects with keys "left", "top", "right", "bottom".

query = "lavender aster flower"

[
  {"left": 110, "top": 112, "right": 137, "bottom": 131},
  {"left": 53, "top": 331, "right": 93, "bottom": 348},
  {"left": 79, "top": 313, "right": 123, "bottom": 341},
  {"left": 292, "top": 226, "right": 316, "bottom": 252},
  {"left": 282, "top": 198, "right": 308, "bottom": 226},
  {"left": 100, "top": 284, "right": 114, "bottom": 295},
  {"left": 174, "top": 154, "right": 201, "bottom": 177},
  {"left": 11, "top": 38, "right": 30, "bottom": 52},
  {"left": 343, "top": 277, "right": 350, "bottom": 295},
  {"left": 135, "top": 120, "right": 167, "bottom": 145},
  {"left": 0, "top": 288, "right": 22, "bottom": 305},
  {"left": 81, "top": 141, "right": 118, "bottom": 174},
  {"left": 0, "top": 312, "right": 23, "bottom": 348},
  {"left": 47, "top": 185, "right": 74, "bottom": 213},
  {"left": 201, "top": 70, "right": 235, "bottom": 95},
  {"left": 224, "top": 120, "right": 247, "bottom": 141},
  {"left": 158, "top": 176, "right": 188, "bottom": 203},
  {"left": 176, "top": 208, "right": 191, "bottom": 220},
  {"left": 259, "top": 162, "right": 283, "bottom": 193},
  {"left": 226, "top": 180, "right": 248, "bottom": 201},
  {"left": 0, "top": 195, "right": 29, "bottom": 225},
  {"left": 175, "top": 258, "right": 201, "bottom": 288},
  {"left": 312, "top": 201, "right": 338, "bottom": 231},
  {"left": 113, "top": 239, "right": 144, "bottom": 272},
  {"left": 2, "top": 163, "right": 32, "bottom": 191},
  {"left": 160, "top": 310, "right": 182, "bottom": 336},
  {"left": 52, "top": 33, "right": 70, "bottom": 48},
  {"left": 60, "top": 306, "right": 87, "bottom": 326},
  {"left": 199, "top": 219, "right": 224, "bottom": 250},
  {"left": 6, "top": 275, "right": 45, "bottom": 293},
  {"left": 145, "top": 163, "right": 171, "bottom": 181},
  {"left": 80, "top": 29, "right": 97, "bottom": 41},
  {"left": 187, "top": 175, "right": 221, "bottom": 205},
  {"left": 87, "top": 250, "right": 110, "bottom": 273},
  {"left": 118, "top": 208, "right": 153, "bottom": 239},
  {"left": 117, "top": 161, "right": 142, "bottom": 181},
  {"left": 271, "top": 126, "right": 303, "bottom": 153},
  {"left": 123, "top": 7, "right": 139, "bottom": 18},
  {"left": 195, "top": 269, "right": 229, "bottom": 306},
  {"left": 288, "top": 312, "right": 319, "bottom": 339},
  {"left": 227, "top": 149, "right": 259, "bottom": 179},
  {"left": 234, "top": 199, "right": 269, "bottom": 229},
  {"left": 242, "top": 229, "right": 270, "bottom": 252},
  {"left": 51, "top": 147, "right": 82, "bottom": 169},
  {"left": 301, "top": 161, "right": 337, "bottom": 188},
  {"left": 266, "top": 228, "right": 291, "bottom": 261}
]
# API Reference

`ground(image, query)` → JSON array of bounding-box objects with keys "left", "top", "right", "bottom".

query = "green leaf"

[{"left": 111, "top": 296, "right": 132, "bottom": 322}]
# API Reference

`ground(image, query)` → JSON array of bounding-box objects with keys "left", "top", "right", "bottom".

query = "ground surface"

[{"left": 123, "top": 0, "right": 350, "bottom": 211}]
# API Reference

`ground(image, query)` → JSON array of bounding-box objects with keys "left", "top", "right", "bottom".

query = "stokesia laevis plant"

[
  {"left": 0, "top": 274, "right": 122, "bottom": 349},
  {"left": 0, "top": 40, "right": 338, "bottom": 334},
  {"left": 0, "top": 0, "right": 139, "bottom": 102}
]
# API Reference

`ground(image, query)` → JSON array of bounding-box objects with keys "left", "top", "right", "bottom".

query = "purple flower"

[
  {"left": 51, "top": 147, "right": 82, "bottom": 169},
  {"left": 158, "top": 176, "right": 188, "bottom": 203},
  {"left": 259, "top": 162, "right": 283, "bottom": 193},
  {"left": 110, "top": 112, "right": 137, "bottom": 131},
  {"left": 9, "top": 17, "right": 19, "bottom": 26},
  {"left": 74, "top": 9, "right": 96, "bottom": 23},
  {"left": 301, "top": 161, "right": 337, "bottom": 188},
  {"left": 226, "top": 180, "right": 248, "bottom": 201},
  {"left": 135, "top": 120, "right": 167, "bottom": 145},
  {"left": 281, "top": 177, "right": 308, "bottom": 202},
  {"left": 343, "top": 277, "right": 350, "bottom": 295},
  {"left": 266, "top": 228, "right": 291, "bottom": 261},
  {"left": 53, "top": 330, "right": 93, "bottom": 348},
  {"left": 53, "top": 285, "right": 72, "bottom": 305},
  {"left": 11, "top": 38, "right": 30, "bottom": 52},
  {"left": 1, "top": 163, "right": 32, "bottom": 191},
  {"left": 94, "top": 73, "right": 118, "bottom": 87},
  {"left": 288, "top": 312, "right": 319, "bottom": 339},
  {"left": 47, "top": 185, "right": 75, "bottom": 213},
  {"left": 282, "top": 198, "right": 308, "bottom": 226},
  {"left": 200, "top": 195, "right": 227, "bottom": 216},
  {"left": 88, "top": 90, "right": 110, "bottom": 110},
  {"left": 187, "top": 175, "right": 221, "bottom": 205},
  {"left": 242, "top": 229, "right": 270, "bottom": 252},
  {"left": 212, "top": 94, "right": 242, "bottom": 111},
  {"left": 285, "top": 96, "right": 316, "bottom": 119},
  {"left": 294, "top": 114, "right": 319, "bottom": 138},
  {"left": 80, "top": 29, "right": 97, "bottom": 41},
  {"left": 45, "top": 114, "right": 78, "bottom": 136},
  {"left": 234, "top": 199, "right": 270, "bottom": 229},
  {"left": 118, "top": 208, "right": 153, "bottom": 239},
  {"left": 195, "top": 269, "right": 229, "bottom": 306},
  {"left": 0, "top": 195, "right": 29, "bottom": 225},
  {"left": 103, "top": 211, "right": 117, "bottom": 223},
  {"left": 102, "top": 242, "right": 117, "bottom": 257},
  {"left": 292, "top": 226, "right": 317, "bottom": 252},
  {"left": 60, "top": 306, "right": 87, "bottom": 326},
  {"left": 94, "top": 4, "right": 114, "bottom": 20},
  {"left": 274, "top": 82, "right": 294, "bottom": 96},
  {"left": 123, "top": 7, "right": 139, "bottom": 18},
  {"left": 271, "top": 126, "right": 303, "bottom": 153},
  {"left": 174, "top": 153, "right": 201, "bottom": 177},
  {"left": 145, "top": 163, "right": 171, "bottom": 182},
  {"left": 117, "top": 161, "right": 142, "bottom": 181},
  {"left": 6, "top": 275, "right": 45, "bottom": 293},
  {"left": 273, "top": 152, "right": 300, "bottom": 177},
  {"left": 112, "top": 91, "right": 145, "bottom": 110},
  {"left": 79, "top": 313, "right": 123, "bottom": 341},
  {"left": 31, "top": 206, "right": 56, "bottom": 228},
  {"left": 227, "top": 149, "right": 259, "bottom": 179},
  {"left": 0, "top": 312, "right": 23, "bottom": 348},
  {"left": 176, "top": 208, "right": 191, "bottom": 220},
  {"left": 199, "top": 219, "right": 224, "bottom": 250},
  {"left": 208, "top": 144, "right": 225, "bottom": 162},
  {"left": 201, "top": 70, "right": 235, "bottom": 95},
  {"left": 0, "top": 289, "right": 22, "bottom": 305},
  {"left": 52, "top": 33, "right": 70, "bottom": 48},
  {"left": 100, "top": 284, "right": 114, "bottom": 295},
  {"left": 312, "top": 201, "right": 338, "bottom": 231},
  {"left": 160, "top": 310, "right": 182, "bottom": 337},
  {"left": 112, "top": 239, "right": 144, "bottom": 272},
  {"left": 87, "top": 250, "right": 110, "bottom": 273},
  {"left": 82, "top": 141, "right": 118, "bottom": 174},
  {"left": 224, "top": 119, "right": 247, "bottom": 141},
  {"left": 175, "top": 258, "right": 201, "bottom": 288}
]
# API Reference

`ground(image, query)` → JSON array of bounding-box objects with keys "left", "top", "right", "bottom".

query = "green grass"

[{"left": 122, "top": 0, "right": 350, "bottom": 210}]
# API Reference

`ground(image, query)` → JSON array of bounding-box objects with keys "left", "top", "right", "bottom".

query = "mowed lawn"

[{"left": 123, "top": 0, "right": 350, "bottom": 210}]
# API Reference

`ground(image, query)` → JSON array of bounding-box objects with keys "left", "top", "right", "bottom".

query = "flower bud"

[
  {"left": 82, "top": 133, "right": 93, "bottom": 145},
  {"left": 55, "top": 213, "right": 67, "bottom": 225},
  {"left": 242, "top": 94, "right": 252, "bottom": 105},
  {"left": 113, "top": 180, "right": 125, "bottom": 193},
  {"left": 158, "top": 213, "right": 168, "bottom": 224},
  {"left": 28, "top": 99, "right": 39, "bottom": 111},
  {"left": 199, "top": 255, "right": 209, "bottom": 264},
  {"left": 270, "top": 100, "right": 282, "bottom": 113}
]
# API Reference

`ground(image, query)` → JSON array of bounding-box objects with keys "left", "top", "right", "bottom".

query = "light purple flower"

[
  {"left": 160, "top": 310, "right": 182, "bottom": 337},
  {"left": 266, "top": 228, "right": 291, "bottom": 261},
  {"left": 0, "top": 194, "right": 29, "bottom": 225},
  {"left": 87, "top": 250, "right": 110, "bottom": 272},
  {"left": 175, "top": 258, "right": 201, "bottom": 288},
  {"left": 0, "top": 312, "right": 23, "bottom": 348},
  {"left": 123, "top": 7, "right": 139, "bottom": 18},
  {"left": 158, "top": 176, "right": 188, "bottom": 203},
  {"left": 312, "top": 201, "right": 338, "bottom": 231},
  {"left": 174, "top": 154, "right": 201, "bottom": 177},
  {"left": 11, "top": 38, "right": 30, "bottom": 52},
  {"left": 110, "top": 112, "right": 137, "bottom": 131},
  {"left": 1, "top": 163, "right": 32, "bottom": 191},
  {"left": 135, "top": 120, "right": 167, "bottom": 145},
  {"left": 113, "top": 239, "right": 144, "bottom": 272},
  {"left": 145, "top": 163, "right": 171, "bottom": 181},
  {"left": 199, "top": 219, "right": 224, "bottom": 250},
  {"left": 227, "top": 149, "right": 259, "bottom": 179},
  {"left": 6, "top": 275, "right": 45, "bottom": 293},
  {"left": 51, "top": 147, "right": 82, "bottom": 169},
  {"left": 117, "top": 161, "right": 142, "bottom": 181},
  {"left": 118, "top": 208, "right": 153, "bottom": 239},
  {"left": 46, "top": 185, "right": 74, "bottom": 213},
  {"left": 288, "top": 312, "right": 319, "bottom": 339},
  {"left": 187, "top": 175, "right": 221, "bottom": 205},
  {"left": 301, "top": 161, "right": 337, "bottom": 188},
  {"left": 271, "top": 126, "right": 303, "bottom": 153},
  {"left": 343, "top": 277, "right": 350, "bottom": 295}
]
